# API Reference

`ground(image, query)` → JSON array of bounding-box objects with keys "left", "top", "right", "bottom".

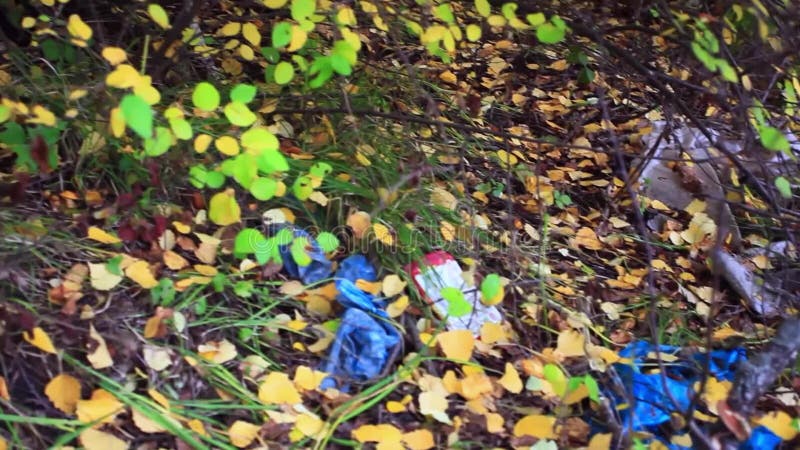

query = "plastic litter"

[
  {"left": 408, "top": 251, "right": 502, "bottom": 336},
  {"left": 319, "top": 255, "right": 401, "bottom": 391},
  {"left": 603, "top": 341, "right": 779, "bottom": 450},
  {"left": 277, "top": 227, "right": 333, "bottom": 285}
]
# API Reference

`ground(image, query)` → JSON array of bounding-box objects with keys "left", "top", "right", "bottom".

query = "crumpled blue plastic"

[
  {"left": 319, "top": 255, "right": 401, "bottom": 391},
  {"left": 605, "top": 341, "right": 778, "bottom": 450},
  {"left": 278, "top": 227, "right": 333, "bottom": 285}
]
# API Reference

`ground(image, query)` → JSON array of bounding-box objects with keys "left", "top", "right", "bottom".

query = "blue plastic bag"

[
  {"left": 277, "top": 227, "right": 333, "bottom": 285},
  {"left": 604, "top": 341, "right": 776, "bottom": 450},
  {"left": 319, "top": 255, "right": 401, "bottom": 391}
]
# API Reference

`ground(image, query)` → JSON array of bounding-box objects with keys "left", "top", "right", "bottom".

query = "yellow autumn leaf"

[
  {"left": 106, "top": 64, "right": 141, "bottom": 89},
  {"left": 295, "top": 413, "right": 324, "bottom": 437},
  {"left": 572, "top": 227, "right": 603, "bottom": 250},
  {"left": 387, "top": 295, "right": 409, "bottom": 318},
  {"left": 147, "top": 4, "right": 170, "bottom": 29},
  {"left": 262, "top": 0, "right": 288, "bottom": 7},
  {"left": 28, "top": 105, "right": 56, "bottom": 127},
  {"left": 372, "top": 223, "right": 394, "bottom": 245},
  {"left": 87, "top": 226, "right": 121, "bottom": 244},
  {"left": 0, "top": 376, "right": 9, "bottom": 401},
  {"left": 45, "top": 373, "right": 81, "bottom": 414},
  {"left": 194, "top": 133, "right": 213, "bottom": 153},
  {"left": 208, "top": 189, "right": 241, "bottom": 226},
  {"left": 163, "top": 250, "right": 189, "bottom": 270},
  {"left": 346, "top": 211, "right": 371, "bottom": 239},
  {"left": 381, "top": 274, "right": 406, "bottom": 297},
  {"left": 588, "top": 433, "right": 613, "bottom": 449},
  {"left": 242, "top": 22, "right": 261, "bottom": 46},
  {"left": 109, "top": 107, "right": 125, "bottom": 137},
  {"left": 352, "top": 424, "right": 403, "bottom": 444},
  {"left": 258, "top": 372, "right": 301, "bottom": 404},
  {"left": 556, "top": 329, "right": 586, "bottom": 357},
  {"left": 229, "top": 420, "right": 261, "bottom": 448},
  {"left": 218, "top": 22, "right": 241, "bottom": 37},
  {"left": 101, "top": 47, "right": 127, "bottom": 65},
  {"left": 79, "top": 429, "right": 128, "bottom": 450},
  {"left": 499, "top": 362, "right": 523, "bottom": 393},
  {"left": 198, "top": 339, "right": 238, "bottom": 363},
  {"left": 23, "top": 327, "right": 57, "bottom": 354},
  {"left": 757, "top": 410, "right": 798, "bottom": 440},
  {"left": 437, "top": 330, "right": 474, "bottom": 361},
  {"left": 125, "top": 260, "right": 158, "bottom": 288},
  {"left": 514, "top": 414, "right": 557, "bottom": 439},
  {"left": 419, "top": 390, "right": 451, "bottom": 424},
  {"left": 287, "top": 25, "right": 308, "bottom": 52},
  {"left": 402, "top": 429, "right": 435, "bottom": 450},
  {"left": 187, "top": 418, "right": 208, "bottom": 436},
  {"left": 87, "top": 324, "right": 113, "bottom": 369},
  {"left": 293, "top": 366, "right": 328, "bottom": 391},
  {"left": 76, "top": 389, "right": 124, "bottom": 424},
  {"left": 88, "top": 262, "right": 122, "bottom": 291},
  {"left": 215, "top": 135, "right": 240, "bottom": 156},
  {"left": 67, "top": 14, "right": 92, "bottom": 42}
]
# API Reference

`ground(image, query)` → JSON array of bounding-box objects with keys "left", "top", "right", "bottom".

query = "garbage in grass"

[
  {"left": 408, "top": 250, "right": 503, "bottom": 336},
  {"left": 276, "top": 226, "right": 332, "bottom": 285},
  {"left": 603, "top": 341, "right": 780, "bottom": 450},
  {"left": 319, "top": 254, "right": 401, "bottom": 391}
]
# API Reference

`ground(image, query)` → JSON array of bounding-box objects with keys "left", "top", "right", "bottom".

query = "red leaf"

[{"left": 30, "top": 135, "right": 52, "bottom": 174}]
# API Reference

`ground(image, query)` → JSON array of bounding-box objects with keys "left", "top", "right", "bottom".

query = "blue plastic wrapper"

[
  {"left": 604, "top": 341, "right": 779, "bottom": 450},
  {"left": 319, "top": 255, "right": 401, "bottom": 391},
  {"left": 278, "top": 227, "right": 333, "bottom": 285}
]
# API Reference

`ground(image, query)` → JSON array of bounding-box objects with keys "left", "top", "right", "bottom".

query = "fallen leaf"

[
  {"left": 89, "top": 262, "right": 123, "bottom": 291},
  {"left": 499, "top": 362, "right": 523, "bottom": 393},
  {"left": 45, "top": 373, "right": 81, "bottom": 414},
  {"left": 143, "top": 307, "right": 173, "bottom": 339},
  {"left": 571, "top": 227, "right": 603, "bottom": 250},
  {"left": 514, "top": 414, "right": 557, "bottom": 439},
  {"left": 437, "top": 330, "right": 474, "bottom": 361},
  {"left": 294, "top": 366, "right": 328, "bottom": 391},
  {"left": 382, "top": 274, "right": 407, "bottom": 297},
  {"left": 555, "top": 329, "right": 586, "bottom": 357},
  {"left": 419, "top": 390, "right": 451, "bottom": 424},
  {"left": 295, "top": 413, "right": 324, "bottom": 437},
  {"left": 0, "top": 376, "right": 8, "bottom": 401},
  {"left": 143, "top": 344, "right": 173, "bottom": 371},
  {"left": 132, "top": 408, "right": 168, "bottom": 433},
  {"left": 23, "top": 327, "right": 57, "bottom": 354},
  {"left": 346, "top": 211, "right": 371, "bottom": 239},
  {"left": 228, "top": 420, "right": 261, "bottom": 448},
  {"left": 757, "top": 410, "right": 798, "bottom": 440},
  {"left": 125, "top": 260, "right": 158, "bottom": 288},
  {"left": 208, "top": 189, "right": 241, "bottom": 226},
  {"left": 258, "top": 372, "right": 301, "bottom": 404},
  {"left": 402, "top": 429, "right": 435, "bottom": 450},
  {"left": 387, "top": 295, "right": 409, "bottom": 318},
  {"left": 86, "top": 324, "right": 113, "bottom": 369},
  {"left": 79, "top": 429, "right": 128, "bottom": 450},
  {"left": 163, "top": 250, "right": 189, "bottom": 270},
  {"left": 431, "top": 187, "right": 458, "bottom": 210},
  {"left": 372, "top": 222, "right": 394, "bottom": 245},
  {"left": 76, "top": 389, "right": 124, "bottom": 424},
  {"left": 352, "top": 424, "right": 403, "bottom": 446},
  {"left": 87, "top": 226, "right": 121, "bottom": 244},
  {"left": 198, "top": 339, "right": 238, "bottom": 363}
]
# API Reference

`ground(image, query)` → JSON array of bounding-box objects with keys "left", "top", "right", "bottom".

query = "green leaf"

[
  {"left": 583, "top": 375, "right": 600, "bottom": 402},
  {"left": 474, "top": 0, "right": 491, "bottom": 17},
  {"left": 542, "top": 363, "right": 567, "bottom": 397},
  {"left": 434, "top": 3, "right": 454, "bottom": 23},
  {"left": 223, "top": 102, "right": 257, "bottom": 127},
  {"left": 257, "top": 149, "right": 289, "bottom": 173},
  {"left": 272, "top": 22, "right": 292, "bottom": 48},
  {"left": 254, "top": 237, "right": 274, "bottom": 264},
  {"left": 759, "top": 126, "right": 790, "bottom": 153},
  {"left": 440, "top": 287, "right": 472, "bottom": 317},
  {"left": 147, "top": 4, "right": 170, "bottom": 29},
  {"left": 230, "top": 83, "right": 257, "bottom": 103},
  {"left": 309, "top": 162, "right": 332, "bottom": 178},
  {"left": 0, "top": 105, "right": 10, "bottom": 123},
  {"left": 536, "top": 22, "right": 565, "bottom": 44},
  {"left": 291, "top": 0, "right": 315, "bottom": 22},
  {"left": 234, "top": 228, "right": 266, "bottom": 256},
  {"left": 249, "top": 177, "right": 278, "bottom": 200},
  {"left": 292, "top": 174, "right": 314, "bottom": 200},
  {"left": 316, "top": 232, "right": 339, "bottom": 252},
  {"left": 274, "top": 61, "right": 295, "bottom": 85},
  {"left": 717, "top": 59, "right": 738, "bottom": 83},
  {"left": 291, "top": 236, "right": 312, "bottom": 267},
  {"left": 330, "top": 54, "right": 351, "bottom": 76},
  {"left": 501, "top": 3, "right": 517, "bottom": 20},
  {"left": 691, "top": 42, "right": 717, "bottom": 72},
  {"left": 192, "top": 82, "right": 220, "bottom": 111},
  {"left": 106, "top": 255, "right": 123, "bottom": 276},
  {"left": 231, "top": 154, "right": 257, "bottom": 188},
  {"left": 120, "top": 94, "right": 153, "bottom": 138},
  {"left": 168, "top": 118, "right": 193, "bottom": 140},
  {"left": 308, "top": 56, "right": 333, "bottom": 88},
  {"left": 261, "top": 46, "right": 280, "bottom": 63},
  {"left": 775, "top": 176, "right": 792, "bottom": 199},
  {"left": 189, "top": 165, "right": 207, "bottom": 188},
  {"left": 274, "top": 228, "right": 294, "bottom": 246},
  {"left": 143, "top": 126, "right": 172, "bottom": 156},
  {"left": 526, "top": 12, "right": 546, "bottom": 26},
  {"left": 241, "top": 127, "right": 279, "bottom": 151},
  {"left": 480, "top": 274, "right": 501, "bottom": 302},
  {"left": 205, "top": 170, "right": 226, "bottom": 188}
]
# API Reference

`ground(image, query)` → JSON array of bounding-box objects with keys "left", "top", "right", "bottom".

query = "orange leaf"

[
  {"left": 513, "top": 414, "right": 557, "bottom": 439},
  {"left": 45, "top": 373, "right": 81, "bottom": 414}
]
